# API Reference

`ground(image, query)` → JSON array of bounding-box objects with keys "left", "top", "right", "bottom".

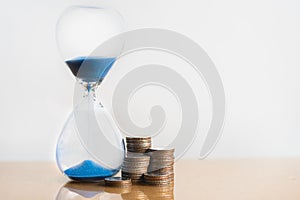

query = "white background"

[{"left": 0, "top": 0, "right": 299, "bottom": 161}]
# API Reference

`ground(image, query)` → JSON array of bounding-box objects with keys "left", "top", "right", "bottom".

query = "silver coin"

[
  {"left": 104, "top": 177, "right": 132, "bottom": 187},
  {"left": 126, "top": 136, "right": 151, "bottom": 140}
]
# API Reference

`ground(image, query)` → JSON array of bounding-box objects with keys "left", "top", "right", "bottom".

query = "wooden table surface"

[{"left": 0, "top": 159, "right": 300, "bottom": 199}]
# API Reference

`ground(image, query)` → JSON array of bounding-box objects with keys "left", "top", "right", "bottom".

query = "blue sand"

[
  {"left": 66, "top": 56, "right": 116, "bottom": 82},
  {"left": 64, "top": 160, "right": 118, "bottom": 181}
]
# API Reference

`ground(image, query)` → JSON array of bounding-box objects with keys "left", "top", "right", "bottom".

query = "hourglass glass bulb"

[
  {"left": 55, "top": 5, "right": 126, "bottom": 182},
  {"left": 56, "top": 5, "right": 125, "bottom": 83}
]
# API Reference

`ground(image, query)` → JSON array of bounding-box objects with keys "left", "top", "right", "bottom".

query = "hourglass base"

[{"left": 64, "top": 160, "right": 119, "bottom": 182}]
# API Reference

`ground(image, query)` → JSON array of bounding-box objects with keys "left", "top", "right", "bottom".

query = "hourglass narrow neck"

[
  {"left": 80, "top": 81, "right": 96, "bottom": 97},
  {"left": 80, "top": 80, "right": 101, "bottom": 92},
  {"left": 81, "top": 81, "right": 103, "bottom": 107},
  {"left": 83, "top": 87, "right": 95, "bottom": 100}
]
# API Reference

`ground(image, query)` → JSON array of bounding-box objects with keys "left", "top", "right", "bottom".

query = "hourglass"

[{"left": 56, "top": 5, "right": 125, "bottom": 181}]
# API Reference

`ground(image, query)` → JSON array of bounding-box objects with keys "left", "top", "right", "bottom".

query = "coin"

[
  {"left": 121, "top": 172, "right": 143, "bottom": 181},
  {"left": 145, "top": 148, "right": 175, "bottom": 174},
  {"left": 143, "top": 173, "right": 174, "bottom": 179},
  {"left": 122, "top": 152, "right": 150, "bottom": 181},
  {"left": 122, "top": 169, "right": 148, "bottom": 173},
  {"left": 124, "top": 155, "right": 150, "bottom": 160},
  {"left": 126, "top": 137, "right": 152, "bottom": 153},
  {"left": 148, "top": 166, "right": 174, "bottom": 174},
  {"left": 146, "top": 148, "right": 175, "bottom": 154},
  {"left": 143, "top": 173, "right": 174, "bottom": 185},
  {"left": 104, "top": 177, "right": 132, "bottom": 187},
  {"left": 121, "top": 137, "right": 176, "bottom": 186},
  {"left": 126, "top": 136, "right": 151, "bottom": 141}
]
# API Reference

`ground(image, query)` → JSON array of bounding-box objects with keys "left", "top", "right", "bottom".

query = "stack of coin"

[
  {"left": 104, "top": 177, "right": 132, "bottom": 188},
  {"left": 143, "top": 173, "right": 174, "bottom": 186},
  {"left": 146, "top": 148, "right": 175, "bottom": 174},
  {"left": 126, "top": 137, "right": 152, "bottom": 153},
  {"left": 144, "top": 148, "right": 175, "bottom": 185},
  {"left": 121, "top": 154, "right": 150, "bottom": 182}
]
